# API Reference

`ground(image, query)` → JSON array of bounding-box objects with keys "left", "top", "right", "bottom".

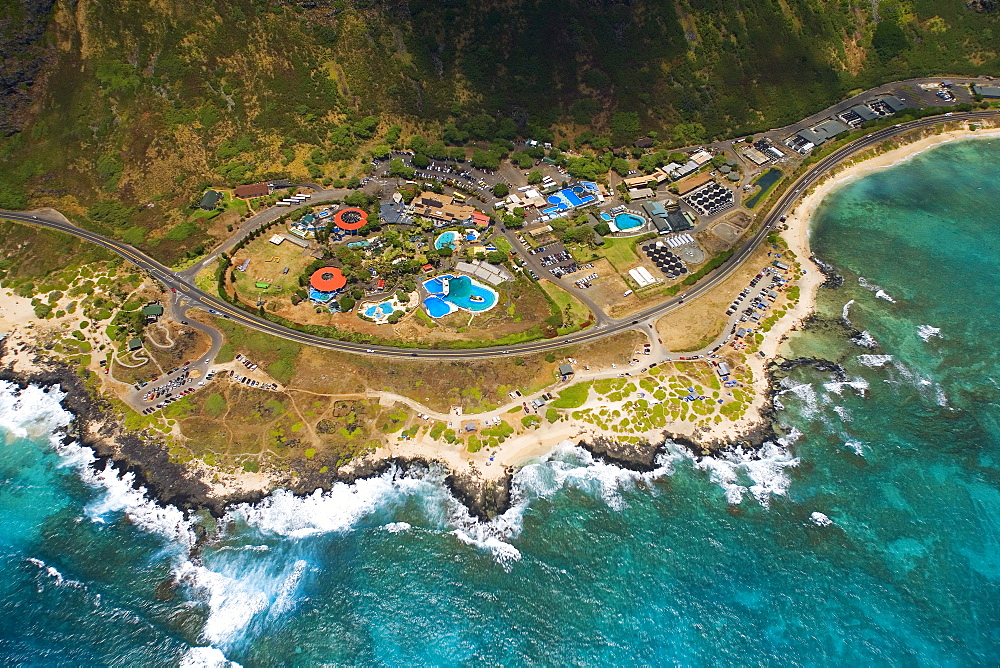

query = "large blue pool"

[
  {"left": 613, "top": 213, "right": 645, "bottom": 231},
  {"left": 423, "top": 274, "right": 498, "bottom": 317}
]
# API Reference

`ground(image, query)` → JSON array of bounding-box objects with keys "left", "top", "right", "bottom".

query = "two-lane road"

[{"left": 4, "top": 110, "right": 996, "bottom": 360}]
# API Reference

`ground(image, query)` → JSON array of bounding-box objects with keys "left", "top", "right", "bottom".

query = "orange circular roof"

[
  {"left": 334, "top": 207, "right": 368, "bottom": 231},
  {"left": 310, "top": 267, "right": 347, "bottom": 292}
]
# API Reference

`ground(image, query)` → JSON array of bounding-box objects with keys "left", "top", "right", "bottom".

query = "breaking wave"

[{"left": 917, "top": 324, "right": 941, "bottom": 341}]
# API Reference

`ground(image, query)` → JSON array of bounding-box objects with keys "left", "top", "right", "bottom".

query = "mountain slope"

[{"left": 0, "top": 0, "right": 997, "bottom": 259}]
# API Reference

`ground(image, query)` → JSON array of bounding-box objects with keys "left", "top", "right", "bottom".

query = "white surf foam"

[
  {"left": 917, "top": 324, "right": 941, "bottom": 341},
  {"left": 832, "top": 405, "right": 852, "bottom": 422},
  {"left": 0, "top": 381, "right": 75, "bottom": 443},
  {"left": 875, "top": 289, "right": 896, "bottom": 303},
  {"left": 851, "top": 331, "right": 879, "bottom": 349},
  {"left": 686, "top": 436, "right": 800, "bottom": 509},
  {"left": 180, "top": 645, "right": 243, "bottom": 668},
  {"left": 777, "top": 381, "right": 819, "bottom": 418},
  {"left": 841, "top": 299, "right": 855, "bottom": 324},
  {"left": 25, "top": 557, "right": 84, "bottom": 589},
  {"left": 824, "top": 378, "right": 869, "bottom": 397},
  {"left": 382, "top": 522, "right": 411, "bottom": 534},
  {"left": 857, "top": 354, "right": 894, "bottom": 367},
  {"left": 810, "top": 511, "right": 833, "bottom": 527},
  {"left": 844, "top": 440, "right": 865, "bottom": 456}
]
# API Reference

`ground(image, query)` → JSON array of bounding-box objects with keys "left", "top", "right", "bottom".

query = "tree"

[
  {"left": 486, "top": 250, "right": 507, "bottom": 264},
  {"left": 385, "top": 125, "right": 402, "bottom": 146},
  {"left": 441, "top": 122, "right": 468, "bottom": 145},
  {"left": 873, "top": 20, "right": 908, "bottom": 62},
  {"left": 471, "top": 149, "right": 500, "bottom": 170},
  {"left": 413, "top": 153, "right": 430, "bottom": 168},
  {"left": 513, "top": 152, "right": 533, "bottom": 169},
  {"left": 710, "top": 154, "right": 728, "bottom": 168},
  {"left": 594, "top": 221, "right": 612, "bottom": 236},
  {"left": 339, "top": 296, "right": 356, "bottom": 311},
  {"left": 526, "top": 170, "right": 543, "bottom": 184},
  {"left": 372, "top": 144, "right": 391, "bottom": 159},
  {"left": 492, "top": 182, "right": 510, "bottom": 198},
  {"left": 407, "top": 135, "right": 428, "bottom": 153},
  {"left": 610, "top": 111, "right": 641, "bottom": 143},
  {"left": 671, "top": 122, "right": 706, "bottom": 146},
  {"left": 502, "top": 213, "right": 524, "bottom": 229},
  {"left": 669, "top": 152, "right": 688, "bottom": 164},
  {"left": 611, "top": 158, "right": 631, "bottom": 176},
  {"left": 388, "top": 158, "right": 415, "bottom": 179},
  {"left": 353, "top": 116, "right": 379, "bottom": 139}
]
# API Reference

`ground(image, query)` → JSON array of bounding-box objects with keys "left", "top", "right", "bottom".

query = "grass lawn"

[
  {"left": 231, "top": 234, "right": 314, "bottom": 299},
  {"left": 492, "top": 236, "right": 513, "bottom": 253},
  {"left": 539, "top": 280, "right": 592, "bottom": 327},
  {"left": 601, "top": 236, "right": 639, "bottom": 272}
]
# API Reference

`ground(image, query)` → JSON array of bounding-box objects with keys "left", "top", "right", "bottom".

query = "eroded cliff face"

[{"left": 0, "top": 0, "right": 56, "bottom": 135}]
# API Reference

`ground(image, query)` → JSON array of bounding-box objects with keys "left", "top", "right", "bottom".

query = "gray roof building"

[
  {"left": 199, "top": 190, "right": 221, "bottom": 210},
  {"left": 973, "top": 84, "right": 1000, "bottom": 98},
  {"left": 558, "top": 363, "right": 574, "bottom": 376},
  {"left": 379, "top": 201, "right": 409, "bottom": 224},
  {"left": 796, "top": 118, "right": 849, "bottom": 147},
  {"left": 880, "top": 95, "right": 908, "bottom": 112},
  {"left": 642, "top": 201, "right": 692, "bottom": 234},
  {"left": 850, "top": 104, "right": 879, "bottom": 122}
]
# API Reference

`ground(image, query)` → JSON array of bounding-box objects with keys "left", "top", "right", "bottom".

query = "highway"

[{"left": 3, "top": 109, "right": 997, "bottom": 360}]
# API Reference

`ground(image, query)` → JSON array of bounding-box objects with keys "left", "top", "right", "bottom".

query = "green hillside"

[{"left": 1, "top": 0, "right": 997, "bottom": 261}]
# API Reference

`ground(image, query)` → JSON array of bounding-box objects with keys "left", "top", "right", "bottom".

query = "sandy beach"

[
  {"left": 5, "top": 122, "right": 998, "bottom": 501},
  {"left": 368, "top": 123, "right": 1000, "bottom": 480}
]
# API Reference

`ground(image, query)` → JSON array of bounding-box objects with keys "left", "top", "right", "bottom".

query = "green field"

[{"left": 601, "top": 237, "right": 639, "bottom": 271}]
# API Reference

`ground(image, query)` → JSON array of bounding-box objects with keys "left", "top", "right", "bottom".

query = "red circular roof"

[
  {"left": 333, "top": 207, "right": 368, "bottom": 231},
  {"left": 310, "top": 267, "right": 347, "bottom": 292}
]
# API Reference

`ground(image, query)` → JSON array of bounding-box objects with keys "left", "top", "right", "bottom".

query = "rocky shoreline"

[{"left": 1, "top": 331, "right": 797, "bottom": 522}]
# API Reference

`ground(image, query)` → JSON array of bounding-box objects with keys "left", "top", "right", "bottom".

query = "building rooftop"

[
  {"left": 199, "top": 190, "right": 221, "bottom": 210},
  {"left": 558, "top": 363, "right": 574, "bottom": 375},
  {"left": 973, "top": 84, "right": 1000, "bottom": 98},
  {"left": 234, "top": 182, "right": 269, "bottom": 199},
  {"left": 142, "top": 304, "right": 164, "bottom": 316},
  {"left": 850, "top": 104, "right": 879, "bottom": 121},
  {"left": 410, "top": 192, "right": 476, "bottom": 225},
  {"left": 880, "top": 95, "right": 908, "bottom": 112},
  {"left": 310, "top": 267, "right": 347, "bottom": 292},
  {"left": 379, "top": 201, "right": 408, "bottom": 224},
  {"left": 674, "top": 172, "right": 714, "bottom": 195}
]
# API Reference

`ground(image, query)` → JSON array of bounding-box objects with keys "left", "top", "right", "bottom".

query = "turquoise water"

[
  {"left": 423, "top": 274, "right": 497, "bottom": 315},
  {"left": 2, "top": 137, "right": 1000, "bottom": 664},
  {"left": 363, "top": 301, "right": 394, "bottom": 319},
  {"left": 613, "top": 212, "right": 645, "bottom": 230},
  {"left": 422, "top": 295, "right": 453, "bottom": 318},
  {"left": 434, "top": 230, "right": 458, "bottom": 250}
]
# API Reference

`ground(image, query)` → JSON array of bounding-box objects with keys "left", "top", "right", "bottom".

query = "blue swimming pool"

[
  {"left": 364, "top": 301, "right": 395, "bottom": 319},
  {"left": 600, "top": 212, "right": 612, "bottom": 222},
  {"left": 614, "top": 213, "right": 646, "bottom": 231},
  {"left": 309, "top": 287, "right": 334, "bottom": 302},
  {"left": 423, "top": 296, "right": 454, "bottom": 318},
  {"left": 434, "top": 231, "right": 459, "bottom": 250},
  {"left": 423, "top": 274, "right": 498, "bottom": 317}
]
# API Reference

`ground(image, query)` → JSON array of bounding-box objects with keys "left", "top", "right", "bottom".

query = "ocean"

[{"left": 2, "top": 136, "right": 1000, "bottom": 666}]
